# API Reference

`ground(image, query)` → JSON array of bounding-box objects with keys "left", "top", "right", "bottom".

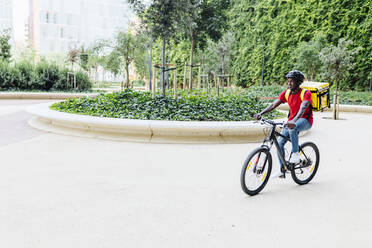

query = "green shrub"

[
  {"left": 0, "top": 61, "right": 92, "bottom": 91},
  {"left": 35, "top": 62, "right": 62, "bottom": 90},
  {"left": 13, "top": 61, "right": 38, "bottom": 90},
  {"left": 51, "top": 89, "right": 284, "bottom": 121},
  {"left": 75, "top": 71, "right": 92, "bottom": 90},
  {"left": 50, "top": 67, "right": 70, "bottom": 91},
  {"left": 0, "top": 60, "right": 16, "bottom": 90}
]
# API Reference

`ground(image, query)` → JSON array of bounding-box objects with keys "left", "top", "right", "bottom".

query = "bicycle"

[{"left": 240, "top": 118, "right": 320, "bottom": 196}]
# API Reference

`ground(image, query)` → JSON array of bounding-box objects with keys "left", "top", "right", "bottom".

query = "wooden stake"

[
  {"left": 207, "top": 75, "right": 209, "bottom": 92},
  {"left": 336, "top": 92, "right": 340, "bottom": 119},
  {"left": 183, "top": 62, "right": 187, "bottom": 90},
  {"left": 73, "top": 73, "right": 76, "bottom": 89},
  {"left": 173, "top": 69, "right": 177, "bottom": 99},
  {"left": 152, "top": 67, "right": 156, "bottom": 98},
  {"left": 197, "top": 64, "right": 201, "bottom": 89}
]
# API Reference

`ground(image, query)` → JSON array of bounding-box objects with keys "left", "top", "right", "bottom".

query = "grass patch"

[{"left": 330, "top": 90, "right": 372, "bottom": 106}]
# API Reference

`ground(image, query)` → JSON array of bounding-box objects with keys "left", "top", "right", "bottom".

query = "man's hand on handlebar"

[
  {"left": 254, "top": 113, "right": 262, "bottom": 120},
  {"left": 285, "top": 120, "right": 296, "bottom": 129}
]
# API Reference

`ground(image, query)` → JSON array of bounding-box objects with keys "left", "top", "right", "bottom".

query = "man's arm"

[{"left": 254, "top": 99, "right": 282, "bottom": 120}]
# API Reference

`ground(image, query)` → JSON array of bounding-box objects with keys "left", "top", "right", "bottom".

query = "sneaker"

[
  {"left": 289, "top": 152, "right": 301, "bottom": 164},
  {"left": 271, "top": 170, "right": 284, "bottom": 178}
]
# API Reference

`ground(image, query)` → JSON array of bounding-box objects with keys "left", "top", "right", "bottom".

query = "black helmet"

[{"left": 285, "top": 70, "right": 305, "bottom": 83}]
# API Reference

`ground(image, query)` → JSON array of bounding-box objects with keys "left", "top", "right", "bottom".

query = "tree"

[
  {"left": 129, "top": 0, "right": 186, "bottom": 97},
  {"left": 180, "top": 0, "right": 230, "bottom": 90},
  {"left": 105, "top": 49, "right": 123, "bottom": 88},
  {"left": 86, "top": 54, "right": 102, "bottom": 86},
  {"left": 96, "top": 31, "right": 147, "bottom": 90},
  {"left": 79, "top": 46, "right": 89, "bottom": 71},
  {"left": 132, "top": 32, "right": 150, "bottom": 82},
  {"left": 86, "top": 41, "right": 107, "bottom": 86},
  {"left": 200, "top": 31, "right": 234, "bottom": 86},
  {"left": 114, "top": 32, "right": 135, "bottom": 89},
  {"left": 319, "top": 38, "right": 360, "bottom": 119},
  {"left": 67, "top": 48, "right": 79, "bottom": 70},
  {"left": 216, "top": 31, "right": 233, "bottom": 81},
  {"left": 0, "top": 29, "right": 11, "bottom": 63},
  {"left": 294, "top": 35, "right": 326, "bottom": 81}
]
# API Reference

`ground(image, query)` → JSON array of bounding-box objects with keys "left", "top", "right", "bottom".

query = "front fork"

[{"left": 253, "top": 143, "right": 271, "bottom": 174}]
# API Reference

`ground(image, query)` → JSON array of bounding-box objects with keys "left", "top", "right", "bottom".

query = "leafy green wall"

[{"left": 229, "top": 0, "right": 371, "bottom": 89}]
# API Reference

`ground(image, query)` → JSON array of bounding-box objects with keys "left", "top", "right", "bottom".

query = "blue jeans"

[{"left": 277, "top": 118, "right": 311, "bottom": 168}]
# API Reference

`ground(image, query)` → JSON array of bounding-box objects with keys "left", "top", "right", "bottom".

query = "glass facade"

[
  {"left": 30, "top": 0, "right": 130, "bottom": 54},
  {"left": 0, "top": 0, "right": 13, "bottom": 32}
]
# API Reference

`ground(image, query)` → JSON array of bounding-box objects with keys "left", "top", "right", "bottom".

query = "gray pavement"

[{"left": 1, "top": 100, "right": 372, "bottom": 248}]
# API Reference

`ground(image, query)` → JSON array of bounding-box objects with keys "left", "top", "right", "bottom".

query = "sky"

[{"left": 12, "top": 0, "right": 29, "bottom": 42}]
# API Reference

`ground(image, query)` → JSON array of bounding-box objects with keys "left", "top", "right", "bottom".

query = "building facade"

[
  {"left": 0, "top": 0, "right": 13, "bottom": 32},
  {"left": 29, "top": 0, "right": 130, "bottom": 55}
]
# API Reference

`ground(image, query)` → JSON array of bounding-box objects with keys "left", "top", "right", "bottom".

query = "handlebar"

[{"left": 260, "top": 118, "right": 284, "bottom": 126}]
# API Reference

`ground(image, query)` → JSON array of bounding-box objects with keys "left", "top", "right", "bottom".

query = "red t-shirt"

[{"left": 279, "top": 89, "right": 313, "bottom": 126}]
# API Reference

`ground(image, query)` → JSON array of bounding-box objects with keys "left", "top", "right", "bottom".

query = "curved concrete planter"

[
  {"left": 0, "top": 92, "right": 98, "bottom": 99},
  {"left": 27, "top": 103, "right": 293, "bottom": 144}
]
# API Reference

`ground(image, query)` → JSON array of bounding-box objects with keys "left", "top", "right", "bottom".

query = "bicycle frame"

[{"left": 261, "top": 121, "right": 310, "bottom": 172}]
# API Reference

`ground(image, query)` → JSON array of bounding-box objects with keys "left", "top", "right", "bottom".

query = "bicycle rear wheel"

[
  {"left": 240, "top": 147, "right": 272, "bottom": 196},
  {"left": 291, "top": 142, "right": 319, "bottom": 185}
]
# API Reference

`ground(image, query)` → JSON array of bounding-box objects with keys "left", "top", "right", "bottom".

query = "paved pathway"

[{"left": 1, "top": 100, "right": 371, "bottom": 248}]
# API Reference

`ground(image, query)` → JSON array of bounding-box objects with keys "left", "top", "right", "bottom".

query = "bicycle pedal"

[{"left": 281, "top": 167, "right": 288, "bottom": 173}]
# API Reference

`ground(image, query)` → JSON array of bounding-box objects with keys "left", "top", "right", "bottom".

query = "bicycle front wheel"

[
  {"left": 291, "top": 142, "right": 320, "bottom": 185},
  {"left": 240, "top": 147, "right": 272, "bottom": 196}
]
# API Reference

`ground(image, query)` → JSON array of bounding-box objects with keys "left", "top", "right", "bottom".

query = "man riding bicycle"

[{"left": 254, "top": 70, "right": 313, "bottom": 178}]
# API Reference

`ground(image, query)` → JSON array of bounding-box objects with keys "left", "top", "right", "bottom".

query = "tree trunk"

[
  {"left": 95, "top": 67, "right": 98, "bottom": 87},
  {"left": 173, "top": 69, "right": 177, "bottom": 99},
  {"left": 189, "top": 37, "right": 196, "bottom": 91},
  {"left": 222, "top": 54, "right": 225, "bottom": 90},
  {"left": 148, "top": 43, "right": 152, "bottom": 91},
  {"left": 212, "top": 71, "right": 217, "bottom": 88},
  {"left": 73, "top": 73, "right": 76, "bottom": 89},
  {"left": 261, "top": 50, "right": 265, "bottom": 88},
  {"left": 152, "top": 66, "right": 156, "bottom": 98},
  {"left": 333, "top": 80, "right": 339, "bottom": 120},
  {"left": 197, "top": 64, "right": 201, "bottom": 89},
  {"left": 161, "top": 37, "right": 166, "bottom": 97},
  {"left": 183, "top": 62, "right": 187, "bottom": 90},
  {"left": 125, "top": 63, "right": 130, "bottom": 89},
  {"left": 103, "top": 69, "right": 105, "bottom": 84},
  {"left": 166, "top": 50, "right": 169, "bottom": 90}
]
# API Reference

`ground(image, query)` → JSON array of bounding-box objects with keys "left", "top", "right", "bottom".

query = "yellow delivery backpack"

[{"left": 284, "top": 81, "right": 330, "bottom": 111}]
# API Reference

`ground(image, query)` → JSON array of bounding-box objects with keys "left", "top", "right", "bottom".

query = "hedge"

[{"left": 0, "top": 60, "right": 92, "bottom": 91}]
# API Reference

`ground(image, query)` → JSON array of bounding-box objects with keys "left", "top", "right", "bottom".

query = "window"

[
  {"left": 60, "top": 13, "right": 66, "bottom": 25},
  {"left": 60, "top": 27, "right": 64, "bottom": 38},
  {"left": 46, "top": 11, "right": 49, "bottom": 23},
  {"left": 102, "top": 18, "right": 107, "bottom": 29},
  {"left": 50, "top": 40, "right": 55, "bottom": 52},
  {"left": 53, "top": 13, "right": 57, "bottom": 24},
  {"left": 67, "top": 14, "right": 71, "bottom": 25}
]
